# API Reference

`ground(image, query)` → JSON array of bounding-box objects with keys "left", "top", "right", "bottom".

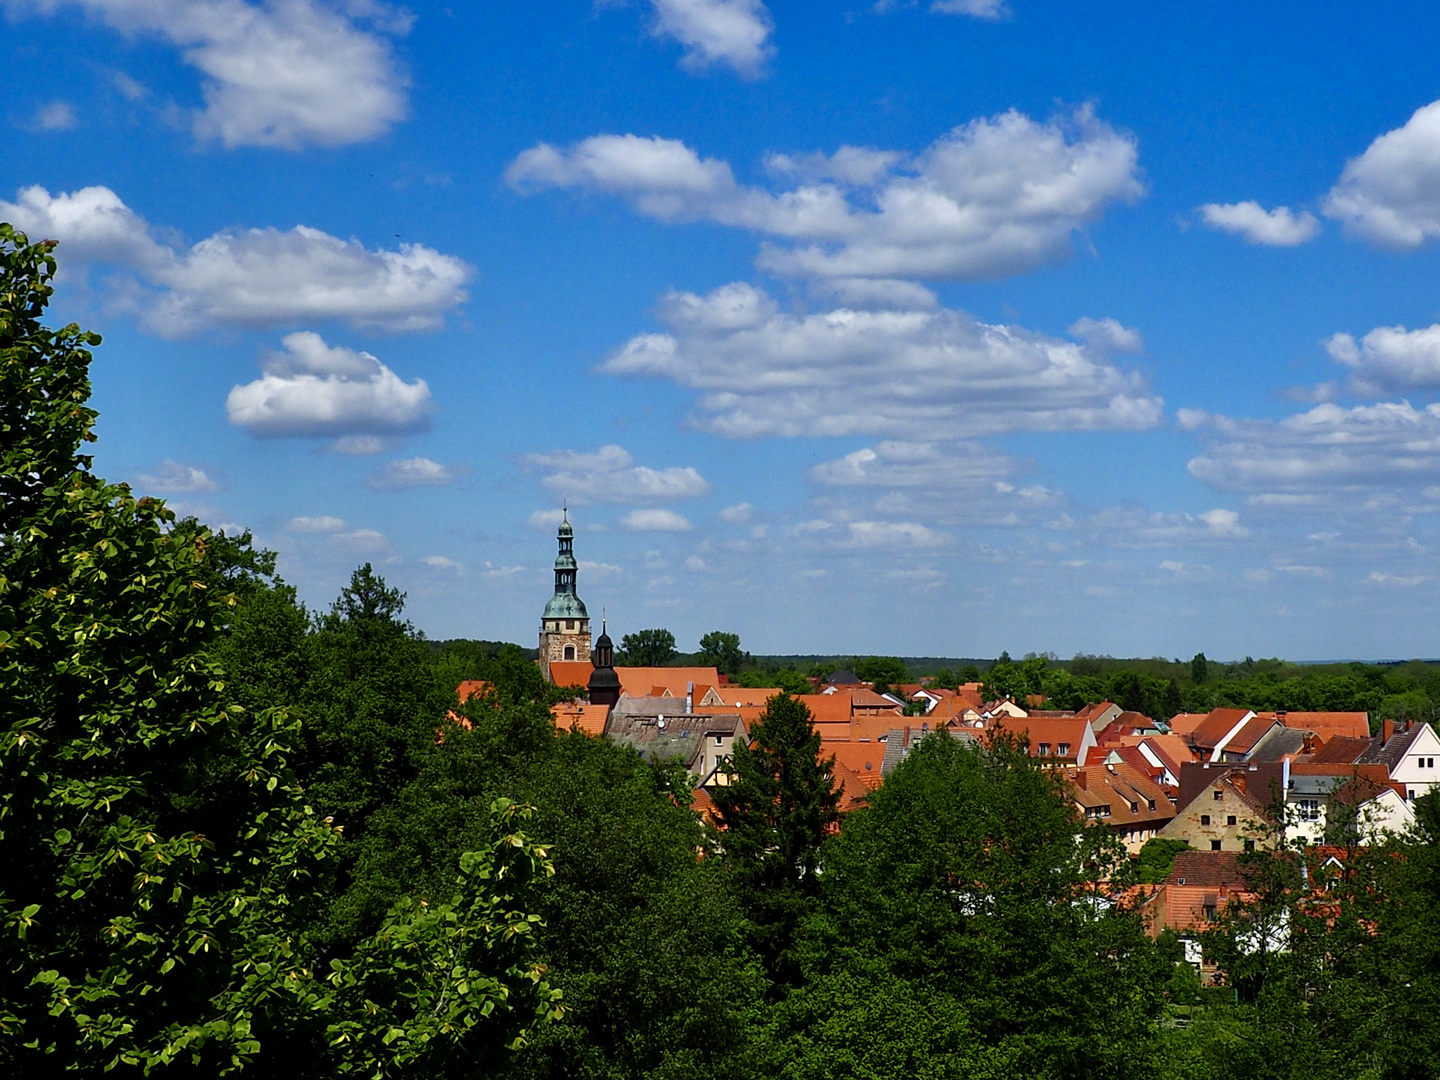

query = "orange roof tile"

[
  {"left": 1190, "top": 708, "right": 1255, "bottom": 750},
  {"left": 547, "top": 660, "right": 594, "bottom": 688},
  {"left": 795, "top": 693, "right": 853, "bottom": 723},
  {"left": 1166, "top": 713, "right": 1209, "bottom": 736},
  {"left": 550, "top": 702, "right": 609, "bottom": 736},
  {"left": 617, "top": 666, "right": 722, "bottom": 699},
  {"left": 827, "top": 740, "right": 886, "bottom": 790},
  {"left": 1272, "top": 711, "right": 1370, "bottom": 741},
  {"left": 456, "top": 679, "right": 491, "bottom": 703}
]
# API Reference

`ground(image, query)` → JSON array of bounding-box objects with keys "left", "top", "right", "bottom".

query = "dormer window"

[
  {"left": 1038, "top": 743, "right": 1051, "bottom": 756},
  {"left": 1058, "top": 743, "right": 1070, "bottom": 756}
]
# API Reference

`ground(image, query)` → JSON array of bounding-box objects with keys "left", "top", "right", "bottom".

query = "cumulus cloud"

[
  {"left": 369, "top": 456, "right": 463, "bottom": 489},
  {"left": 135, "top": 459, "right": 220, "bottom": 493},
  {"left": 1084, "top": 506, "right": 1248, "bottom": 544},
  {"left": 1326, "top": 325, "right": 1440, "bottom": 395},
  {"left": 528, "top": 509, "right": 567, "bottom": 529},
  {"left": 791, "top": 517, "right": 948, "bottom": 548},
  {"left": 422, "top": 555, "right": 463, "bottom": 572},
  {"left": 525, "top": 444, "right": 711, "bottom": 503},
  {"left": 508, "top": 107, "right": 1143, "bottom": 282},
  {"left": 226, "top": 331, "right": 432, "bottom": 440},
  {"left": 0, "top": 185, "right": 471, "bottom": 335},
  {"left": 718, "top": 501, "right": 753, "bottom": 522},
  {"left": 1324, "top": 100, "right": 1440, "bottom": 248},
  {"left": 287, "top": 514, "right": 346, "bottom": 533},
  {"left": 1068, "top": 316, "right": 1143, "bottom": 353},
  {"left": 602, "top": 282, "right": 1163, "bottom": 438},
  {"left": 1187, "top": 401, "right": 1440, "bottom": 493},
  {"left": 3, "top": 0, "right": 409, "bottom": 148},
  {"left": 620, "top": 508, "right": 693, "bottom": 531},
  {"left": 1198, "top": 201, "right": 1321, "bottom": 246},
  {"left": 647, "top": 0, "right": 774, "bottom": 77}
]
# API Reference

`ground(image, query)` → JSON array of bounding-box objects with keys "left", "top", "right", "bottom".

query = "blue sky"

[{"left": 7, "top": 0, "right": 1440, "bottom": 660}]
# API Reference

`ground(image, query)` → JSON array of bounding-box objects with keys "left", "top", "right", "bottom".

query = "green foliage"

[
  {"left": 711, "top": 694, "right": 840, "bottom": 988},
  {"left": 0, "top": 227, "right": 558, "bottom": 1076},
  {"left": 1190, "top": 652, "right": 1210, "bottom": 685},
  {"left": 852, "top": 656, "right": 907, "bottom": 690},
  {"left": 736, "top": 666, "right": 812, "bottom": 695},
  {"left": 775, "top": 734, "right": 1164, "bottom": 1078},
  {"left": 619, "top": 628, "right": 678, "bottom": 667},
  {"left": 1137, "top": 838, "right": 1191, "bottom": 884},
  {"left": 698, "top": 631, "right": 746, "bottom": 677}
]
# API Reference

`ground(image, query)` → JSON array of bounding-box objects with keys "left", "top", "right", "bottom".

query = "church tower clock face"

[{"left": 538, "top": 508, "right": 591, "bottom": 681}]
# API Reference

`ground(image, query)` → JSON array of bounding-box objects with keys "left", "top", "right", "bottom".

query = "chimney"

[
  {"left": 1383, "top": 718, "right": 1396, "bottom": 744},
  {"left": 1075, "top": 770, "right": 1088, "bottom": 790},
  {"left": 686, "top": 681, "right": 693, "bottom": 714}
]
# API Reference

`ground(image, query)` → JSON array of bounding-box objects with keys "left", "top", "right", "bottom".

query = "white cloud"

[
  {"left": 1198, "top": 201, "right": 1321, "bottom": 246},
  {"left": 1368, "top": 571, "right": 1426, "bottom": 587},
  {"left": 602, "top": 282, "right": 1163, "bottom": 438},
  {"left": 719, "top": 501, "right": 753, "bottom": 522},
  {"left": 508, "top": 107, "right": 1143, "bottom": 282},
  {"left": 27, "top": 101, "right": 77, "bottom": 131},
  {"left": 4, "top": 0, "right": 409, "bottom": 149},
  {"left": 1068, "top": 316, "right": 1143, "bottom": 353},
  {"left": 136, "top": 459, "right": 220, "bottom": 493},
  {"left": 1324, "top": 100, "right": 1440, "bottom": 248},
  {"left": 579, "top": 559, "right": 623, "bottom": 579},
  {"left": 0, "top": 185, "right": 471, "bottom": 335},
  {"left": 620, "top": 508, "right": 693, "bottom": 531},
  {"left": 370, "top": 456, "right": 463, "bottom": 489},
  {"left": 1188, "top": 401, "right": 1440, "bottom": 493},
  {"left": 528, "top": 509, "right": 567, "bottom": 529},
  {"left": 287, "top": 515, "right": 346, "bottom": 533},
  {"left": 929, "top": 0, "right": 1007, "bottom": 17},
  {"left": 330, "top": 527, "right": 389, "bottom": 554},
  {"left": 791, "top": 517, "right": 948, "bottom": 548},
  {"left": 481, "top": 562, "right": 526, "bottom": 578},
  {"left": 525, "top": 444, "right": 710, "bottom": 503},
  {"left": 1326, "top": 325, "right": 1440, "bottom": 394},
  {"left": 647, "top": 0, "right": 774, "bottom": 77},
  {"left": 226, "top": 331, "right": 432, "bottom": 439},
  {"left": 1083, "top": 506, "right": 1248, "bottom": 545},
  {"left": 423, "top": 555, "right": 463, "bottom": 572}
]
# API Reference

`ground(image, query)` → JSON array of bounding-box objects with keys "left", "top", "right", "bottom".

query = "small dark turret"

[{"left": 587, "top": 620, "right": 621, "bottom": 708}]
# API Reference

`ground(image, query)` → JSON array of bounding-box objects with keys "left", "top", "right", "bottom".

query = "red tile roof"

[
  {"left": 1190, "top": 708, "right": 1255, "bottom": 750},
  {"left": 1273, "top": 711, "right": 1371, "bottom": 741},
  {"left": 456, "top": 679, "right": 492, "bottom": 702},
  {"left": 550, "top": 702, "right": 609, "bottom": 736}
]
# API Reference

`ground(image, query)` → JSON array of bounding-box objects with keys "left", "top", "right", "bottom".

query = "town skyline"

[{"left": 6, "top": 3, "right": 1440, "bottom": 658}]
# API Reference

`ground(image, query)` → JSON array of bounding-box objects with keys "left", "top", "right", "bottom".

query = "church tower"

[{"left": 538, "top": 509, "right": 591, "bottom": 681}]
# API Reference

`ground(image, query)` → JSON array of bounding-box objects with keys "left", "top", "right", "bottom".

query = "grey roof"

[
  {"left": 542, "top": 592, "right": 589, "bottom": 619},
  {"left": 1247, "top": 725, "right": 1308, "bottom": 762},
  {"left": 828, "top": 669, "right": 861, "bottom": 684},
  {"left": 881, "top": 725, "right": 979, "bottom": 777},
  {"left": 1359, "top": 724, "right": 1425, "bottom": 770},
  {"left": 604, "top": 712, "right": 746, "bottom": 769}
]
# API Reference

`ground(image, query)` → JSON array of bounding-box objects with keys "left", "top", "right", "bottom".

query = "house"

[
  {"left": 989, "top": 715, "right": 1097, "bottom": 766},
  {"left": 1359, "top": 720, "right": 1440, "bottom": 802},
  {"left": 604, "top": 709, "right": 748, "bottom": 786},
  {"left": 1161, "top": 762, "right": 1282, "bottom": 852},
  {"left": 1284, "top": 762, "right": 1414, "bottom": 845},
  {"left": 1139, "top": 850, "right": 1252, "bottom": 983},
  {"left": 835, "top": 685, "right": 905, "bottom": 716},
  {"left": 1270, "top": 711, "right": 1371, "bottom": 742},
  {"left": 1186, "top": 708, "right": 1283, "bottom": 763},
  {"left": 1065, "top": 762, "right": 1177, "bottom": 854},
  {"left": 1094, "top": 710, "right": 1161, "bottom": 745},
  {"left": 880, "top": 725, "right": 982, "bottom": 777},
  {"left": 1166, "top": 713, "right": 1211, "bottom": 738},
  {"left": 1075, "top": 701, "right": 1123, "bottom": 733}
]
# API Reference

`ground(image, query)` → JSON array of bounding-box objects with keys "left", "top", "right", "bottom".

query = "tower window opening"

[{"left": 564, "top": 645, "right": 575, "bottom": 660}]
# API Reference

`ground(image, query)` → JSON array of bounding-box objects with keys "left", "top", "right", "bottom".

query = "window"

[
  {"left": 1058, "top": 742, "right": 1070, "bottom": 756},
  {"left": 1298, "top": 798, "right": 1321, "bottom": 822},
  {"left": 1227, "top": 815, "right": 1237, "bottom": 826},
  {"left": 1038, "top": 743, "right": 1051, "bottom": 756},
  {"left": 1203, "top": 903, "right": 1217, "bottom": 920},
  {"left": 1213, "top": 789, "right": 1224, "bottom": 801},
  {"left": 1211, "top": 840, "right": 1222, "bottom": 851},
  {"left": 1200, "top": 814, "right": 1211, "bottom": 826},
  {"left": 1130, "top": 802, "right": 1139, "bottom": 814},
  {"left": 1148, "top": 800, "right": 1156, "bottom": 811},
  {"left": 714, "top": 735, "right": 724, "bottom": 746},
  {"left": 563, "top": 645, "right": 575, "bottom": 661},
  {"left": 1430, "top": 758, "right": 1436, "bottom": 768}
]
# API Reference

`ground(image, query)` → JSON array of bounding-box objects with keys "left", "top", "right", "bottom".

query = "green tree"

[
  {"left": 1137, "top": 838, "right": 1191, "bottom": 884},
  {"left": 698, "top": 631, "right": 746, "bottom": 676},
  {"left": 1191, "top": 652, "right": 1210, "bottom": 685},
  {"left": 736, "top": 667, "right": 811, "bottom": 695},
  {"left": 711, "top": 694, "right": 840, "bottom": 988},
  {"left": 779, "top": 733, "right": 1163, "bottom": 1079},
  {"left": 619, "top": 628, "right": 678, "bottom": 667},
  {"left": 853, "top": 655, "right": 907, "bottom": 691},
  {"left": 0, "top": 227, "right": 560, "bottom": 1075}
]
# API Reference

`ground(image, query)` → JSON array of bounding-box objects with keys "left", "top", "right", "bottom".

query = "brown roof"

[
  {"left": 830, "top": 757, "right": 878, "bottom": 803},
  {"left": 1174, "top": 762, "right": 1283, "bottom": 819},
  {"left": 1190, "top": 708, "right": 1255, "bottom": 750},
  {"left": 1224, "top": 715, "right": 1280, "bottom": 755},
  {"left": 456, "top": 679, "right": 492, "bottom": 702},
  {"left": 795, "top": 693, "right": 853, "bottom": 724},
  {"left": 990, "top": 717, "right": 1091, "bottom": 762},
  {"left": 843, "top": 686, "right": 904, "bottom": 710},
  {"left": 1066, "top": 763, "right": 1176, "bottom": 828},
  {"left": 1304, "top": 735, "right": 1374, "bottom": 765},
  {"left": 1165, "top": 849, "right": 1246, "bottom": 888},
  {"left": 1120, "top": 734, "right": 1197, "bottom": 777}
]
